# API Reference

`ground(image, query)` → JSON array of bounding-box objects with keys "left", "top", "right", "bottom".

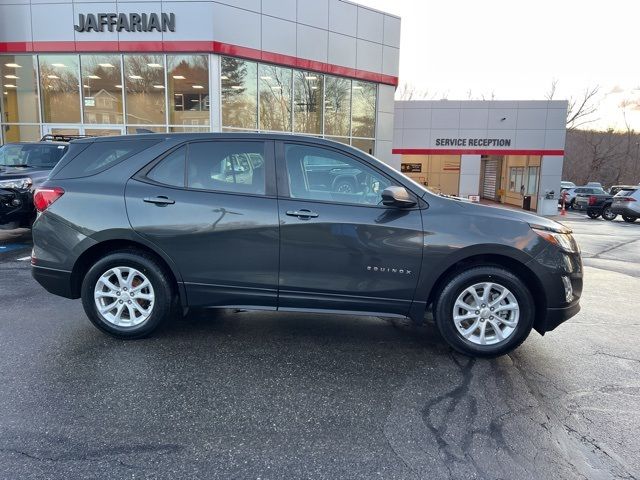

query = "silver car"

[{"left": 610, "top": 188, "right": 640, "bottom": 222}]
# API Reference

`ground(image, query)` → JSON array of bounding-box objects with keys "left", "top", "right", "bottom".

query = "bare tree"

[
  {"left": 566, "top": 86, "right": 600, "bottom": 130},
  {"left": 545, "top": 78, "right": 558, "bottom": 100},
  {"left": 395, "top": 82, "right": 447, "bottom": 101}
]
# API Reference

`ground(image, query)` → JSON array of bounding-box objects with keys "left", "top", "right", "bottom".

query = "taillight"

[
  {"left": 588, "top": 195, "right": 597, "bottom": 206},
  {"left": 33, "top": 187, "right": 64, "bottom": 212}
]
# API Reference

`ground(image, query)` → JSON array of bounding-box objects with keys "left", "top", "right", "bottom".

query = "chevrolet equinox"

[{"left": 31, "top": 134, "right": 582, "bottom": 357}]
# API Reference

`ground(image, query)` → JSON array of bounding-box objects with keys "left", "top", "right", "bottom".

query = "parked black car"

[
  {"left": 31, "top": 133, "right": 583, "bottom": 357},
  {"left": 0, "top": 135, "right": 78, "bottom": 228},
  {"left": 579, "top": 185, "right": 637, "bottom": 221}
]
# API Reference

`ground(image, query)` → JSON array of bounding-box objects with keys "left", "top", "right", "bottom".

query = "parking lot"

[{"left": 0, "top": 214, "right": 639, "bottom": 479}]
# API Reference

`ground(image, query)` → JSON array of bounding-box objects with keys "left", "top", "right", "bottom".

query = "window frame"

[
  {"left": 137, "top": 138, "right": 277, "bottom": 198},
  {"left": 275, "top": 140, "right": 421, "bottom": 209}
]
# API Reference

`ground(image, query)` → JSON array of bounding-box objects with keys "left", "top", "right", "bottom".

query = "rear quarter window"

[
  {"left": 54, "top": 138, "right": 162, "bottom": 179},
  {"left": 615, "top": 189, "right": 637, "bottom": 197}
]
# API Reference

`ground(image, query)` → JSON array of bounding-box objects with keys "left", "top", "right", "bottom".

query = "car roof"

[
  {"left": 3, "top": 141, "right": 69, "bottom": 146},
  {"left": 70, "top": 132, "right": 349, "bottom": 148}
]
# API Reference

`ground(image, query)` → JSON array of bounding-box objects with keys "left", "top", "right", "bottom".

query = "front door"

[
  {"left": 126, "top": 139, "right": 280, "bottom": 309},
  {"left": 276, "top": 142, "right": 424, "bottom": 316}
]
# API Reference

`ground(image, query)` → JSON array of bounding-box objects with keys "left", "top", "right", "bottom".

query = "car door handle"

[
  {"left": 143, "top": 196, "right": 175, "bottom": 205},
  {"left": 286, "top": 209, "right": 319, "bottom": 218}
]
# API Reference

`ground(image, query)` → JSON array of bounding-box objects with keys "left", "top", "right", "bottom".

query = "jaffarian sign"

[{"left": 74, "top": 13, "right": 176, "bottom": 32}]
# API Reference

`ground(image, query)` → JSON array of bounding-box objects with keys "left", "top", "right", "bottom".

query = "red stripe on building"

[
  {"left": 392, "top": 148, "right": 565, "bottom": 156},
  {"left": 0, "top": 40, "right": 399, "bottom": 86}
]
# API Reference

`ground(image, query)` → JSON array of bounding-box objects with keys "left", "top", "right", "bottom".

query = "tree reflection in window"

[
  {"left": 124, "top": 55, "right": 166, "bottom": 125},
  {"left": 351, "top": 81, "right": 376, "bottom": 138},
  {"left": 324, "top": 75, "right": 351, "bottom": 137},
  {"left": 293, "top": 71, "right": 323, "bottom": 134},
  {"left": 259, "top": 64, "right": 292, "bottom": 132},
  {"left": 39, "top": 55, "right": 81, "bottom": 123},
  {"left": 221, "top": 57, "right": 257, "bottom": 129}
]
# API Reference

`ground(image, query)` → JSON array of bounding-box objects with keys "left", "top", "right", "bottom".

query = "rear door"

[
  {"left": 275, "top": 141, "right": 424, "bottom": 316},
  {"left": 125, "top": 139, "right": 280, "bottom": 309}
]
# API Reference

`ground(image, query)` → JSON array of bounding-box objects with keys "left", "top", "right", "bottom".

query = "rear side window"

[
  {"left": 56, "top": 138, "right": 162, "bottom": 178},
  {"left": 147, "top": 146, "right": 186, "bottom": 187},
  {"left": 187, "top": 141, "right": 266, "bottom": 195}
]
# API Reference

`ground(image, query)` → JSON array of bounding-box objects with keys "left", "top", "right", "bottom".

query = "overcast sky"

[{"left": 357, "top": 0, "right": 640, "bottom": 131}]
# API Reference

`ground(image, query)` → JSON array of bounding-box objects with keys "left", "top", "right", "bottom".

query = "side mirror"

[{"left": 381, "top": 186, "right": 417, "bottom": 208}]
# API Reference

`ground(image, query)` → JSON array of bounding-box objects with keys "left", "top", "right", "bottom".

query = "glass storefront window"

[
  {"left": 39, "top": 55, "right": 81, "bottom": 123},
  {"left": 1, "top": 55, "right": 39, "bottom": 125},
  {"left": 259, "top": 64, "right": 292, "bottom": 132},
  {"left": 527, "top": 166, "right": 539, "bottom": 194},
  {"left": 221, "top": 57, "right": 257, "bottom": 129},
  {"left": 85, "top": 128, "right": 123, "bottom": 137},
  {"left": 351, "top": 138, "right": 375, "bottom": 155},
  {"left": 351, "top": 81, "right": 376, "bottom": 138},
  {"left": 170, "top": 126, "right": 210, "bottom": 133},
  {"left": 293, "top": 70, "right": 323, "bottom": 134},
  {"left": 324, "top": 75, "right": 351, "bottom": 137},
  {"left": 1, "top": 124, "right": 41, "bottom": 143},
  {"left": 168, "top": 55, "right": 209, "bottom": 127},
  {"left": 124, "top": 55, "right": 166, "bottom": 125},
  {"left": 80, "top": 55, "right": 124, "bottom": 125}
]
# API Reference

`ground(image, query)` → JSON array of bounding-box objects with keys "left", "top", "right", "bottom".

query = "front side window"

[
  {"left": 284, "top": 144, "right": 393, "bottom": 206},
  {"left": 0, "top": 144, "right": 66, "bottom": 168},
  {"left": 187, "top": 141, "right": 265, "bottom": 195}
]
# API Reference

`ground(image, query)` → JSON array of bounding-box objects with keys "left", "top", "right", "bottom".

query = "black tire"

[
  {"left": 434, "top": 266, "right": 535, "bottom": 358},
  {"left": 622, "top": 216, "right": 637, "bottom": 223},
  {"left": 568, "top": 199, "right": 575, "bottom": 210},
  {"left": 81, "top": 249, "right": 174, "bottom": 339},
  {"left": 587, "top": 210, "right": 600, "bottom": 219},
  {"left": 602, "top": 207, "right": 617, "bottom": 221}
]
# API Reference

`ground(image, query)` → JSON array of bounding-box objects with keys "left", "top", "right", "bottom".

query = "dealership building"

[{"left": 0, "top": 0, "right": 567, "bottom": 215}]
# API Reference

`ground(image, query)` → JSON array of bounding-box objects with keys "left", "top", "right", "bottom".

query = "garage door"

[{"left": 481, "top": 158, "right": 500, "bottom": 200}]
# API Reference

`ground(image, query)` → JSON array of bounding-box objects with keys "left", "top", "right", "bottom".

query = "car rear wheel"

[
  {"left": 602, "top": 207, "right": 617, "bottom": 221},
  {"left": 81, "top": 250, "right": 173, "bottom": 338},
  {"left": 587, "top": 210, "right": 601, "bottom": 219},
  {"left": 434, "top": 266, "right": 534, "bottom": 357},
  {"left": 623, "top": 216, "right": 637, "bottom": 223}
]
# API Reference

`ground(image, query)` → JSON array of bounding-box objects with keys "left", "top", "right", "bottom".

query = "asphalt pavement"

[{"left": 0, "top": 214, "right": 638, "bottom": 479}]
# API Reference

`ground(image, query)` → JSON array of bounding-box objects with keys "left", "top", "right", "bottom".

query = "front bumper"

[
  {"left": 0, "top": 188, "right": 34, "bottom": 226},
  {"left": 32, "top": 264, "right": 76, "bottom": 299},
  {"left": 540, "top": 300, "right": 581, "bottom": 333}
]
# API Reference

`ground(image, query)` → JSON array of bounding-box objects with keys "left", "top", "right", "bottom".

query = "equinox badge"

[{"left": 367, "top": 266, "right": 412, "bottom": 275}]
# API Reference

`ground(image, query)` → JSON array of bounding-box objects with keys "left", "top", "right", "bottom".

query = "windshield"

[{"left": 0, "top": 143, "right": 68, "bottom": 168}]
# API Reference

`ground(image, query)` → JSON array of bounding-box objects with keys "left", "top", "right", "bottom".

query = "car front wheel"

[
  {"left": 622, "top": 216, "right": 637, "bottom": 223},
  {"left": 587, "top": 210, "right": 601, "bottom": 219},
  {"left": 81, "top": 250, "right": 174, "bottom": 338},
  {"left": 602, "top": 207, "right": 617, "bottom": 221},
  {"left": 434, "top": 266, "right": 534, "bottom": 357}
]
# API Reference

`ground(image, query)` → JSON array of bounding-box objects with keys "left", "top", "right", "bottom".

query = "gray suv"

[{"left": 31, "top": 133, "right": 582, "bottom": 357}]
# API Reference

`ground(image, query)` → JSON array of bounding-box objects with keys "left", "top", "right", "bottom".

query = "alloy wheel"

[
  {"left": 452, "top": 282, "right": 520, "bottom": 346},
  {"left": 93, "top": 267, "right": 155, "bottom": 327}
]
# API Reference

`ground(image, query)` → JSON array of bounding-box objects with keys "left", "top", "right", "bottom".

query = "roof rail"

[{"left": 39, "top": 134, "right": 94, "bottom": 143}]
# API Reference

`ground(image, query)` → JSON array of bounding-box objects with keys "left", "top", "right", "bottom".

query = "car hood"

[
  {"left": 443, "top": 197, "right": 571, "bottom": 233},
  {"left": 0, "top": 167, "right": 51, "bottom": 182}
]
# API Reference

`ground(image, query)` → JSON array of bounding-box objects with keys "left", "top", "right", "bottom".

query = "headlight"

[
  {"left": 0, "top": 177, "right": 33, "bottom": 190},
  {"left": 531, "top": 227, "right": 579, "bottom": 253}
]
